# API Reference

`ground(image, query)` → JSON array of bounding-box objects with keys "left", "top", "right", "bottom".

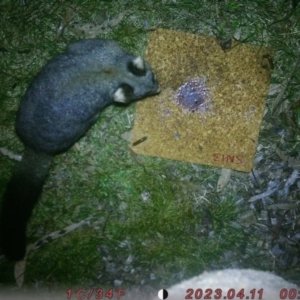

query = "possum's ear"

[
  {"left": 113, "top": 84, "right": 134, "bottom": 103},
  {"left": 128, "top": 56, "right": 146, "bottom": 76}
]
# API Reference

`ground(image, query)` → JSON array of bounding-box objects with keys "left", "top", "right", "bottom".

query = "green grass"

[{"left": 0, "top": 0, "right": 299, "bottom": 291}]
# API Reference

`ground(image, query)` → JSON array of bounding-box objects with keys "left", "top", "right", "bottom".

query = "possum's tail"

[{"left": 0, "top": 147, "right": 53, "bottom": 261}]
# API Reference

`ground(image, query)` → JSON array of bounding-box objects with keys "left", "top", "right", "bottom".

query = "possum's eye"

[
  {"left": 128, "top": 56, "right": 146, "bottom": 76},
  {"left": 113, "top": 83, "right": 134, "bottom": 103}
]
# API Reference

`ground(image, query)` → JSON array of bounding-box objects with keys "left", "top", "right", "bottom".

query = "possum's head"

[
  {"left": 68, "top": 39, "right": 160, "bottom": 103},
  {"left": 113, "top": 56, "right": 160, "bottom": 104}
]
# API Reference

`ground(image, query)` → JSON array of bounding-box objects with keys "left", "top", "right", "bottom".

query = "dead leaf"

[
  {"left": 217, "top": 168, "right": 232, "bottom": 192},
  {"left": 14, "top": 259, "right": 26, "bottom": 288}
]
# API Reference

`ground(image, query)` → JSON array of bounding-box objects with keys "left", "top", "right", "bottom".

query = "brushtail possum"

[{"left": 0, "top": 39, "right": 160, "bottom": 261}]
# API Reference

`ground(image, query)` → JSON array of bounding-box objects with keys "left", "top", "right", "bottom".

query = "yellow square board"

[{"left": 132, "top": 29, "right": 272, "bottom": 172}]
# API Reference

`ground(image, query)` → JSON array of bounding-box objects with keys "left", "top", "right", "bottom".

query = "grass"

[{"left": 0, "top": 0, "right": 300, "bottom": 292}]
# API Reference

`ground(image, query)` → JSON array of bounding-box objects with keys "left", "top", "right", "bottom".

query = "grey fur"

[
  {"left": 16, "top": 38, "right": 160, "bottom": 154},
  {"left": 0, "top": 39, "right": 160, "bottom": 261}
]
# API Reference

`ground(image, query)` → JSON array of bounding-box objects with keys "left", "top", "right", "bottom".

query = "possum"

[{"left": 0, "top": 39, "right": 160, "bottom": 261}]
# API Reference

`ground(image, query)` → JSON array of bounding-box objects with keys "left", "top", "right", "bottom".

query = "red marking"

[
  {"left": 213, "top": 153, "right": 244, "bottom": 164},
  {"left": 204, "top": 288, "right": 212, "bottom": 299},
  {"left": 213, "top": 153, "right": 220, "bottom": 162},
  {"left": 95, "top": 289, "right": 103, "bottom": 299},
  {"left": 185, "top": 289, "right": 193, "bottom": 299},
  {"left": 66, "top": 288, "right": 126, "bottom": 299},
  {"left": 279, "top": 288, "right": 297, "bottom": 300},
  {"left": 76, "top": 289, "right": 86, "bottom": 300},
  {"left": 236, "top": 289, "right": 245, "bottom": 299},
  {"left": 66, "top": 289, "right": 72, "bottom": 299},
  {"left": 87, "top": 289, "right": 94, "bottom": 299},
  {"left": 105, "top": 289, "right": 113, "bottom": 299},
  {"left": 184, "top": 288, "right": 264, "bottom": 299},
  {"left": 117, "top": 289, "right": 126, "bottom": 299},
  {"left": 236, "top": 155, "right": 243, "bottom": 164}
]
